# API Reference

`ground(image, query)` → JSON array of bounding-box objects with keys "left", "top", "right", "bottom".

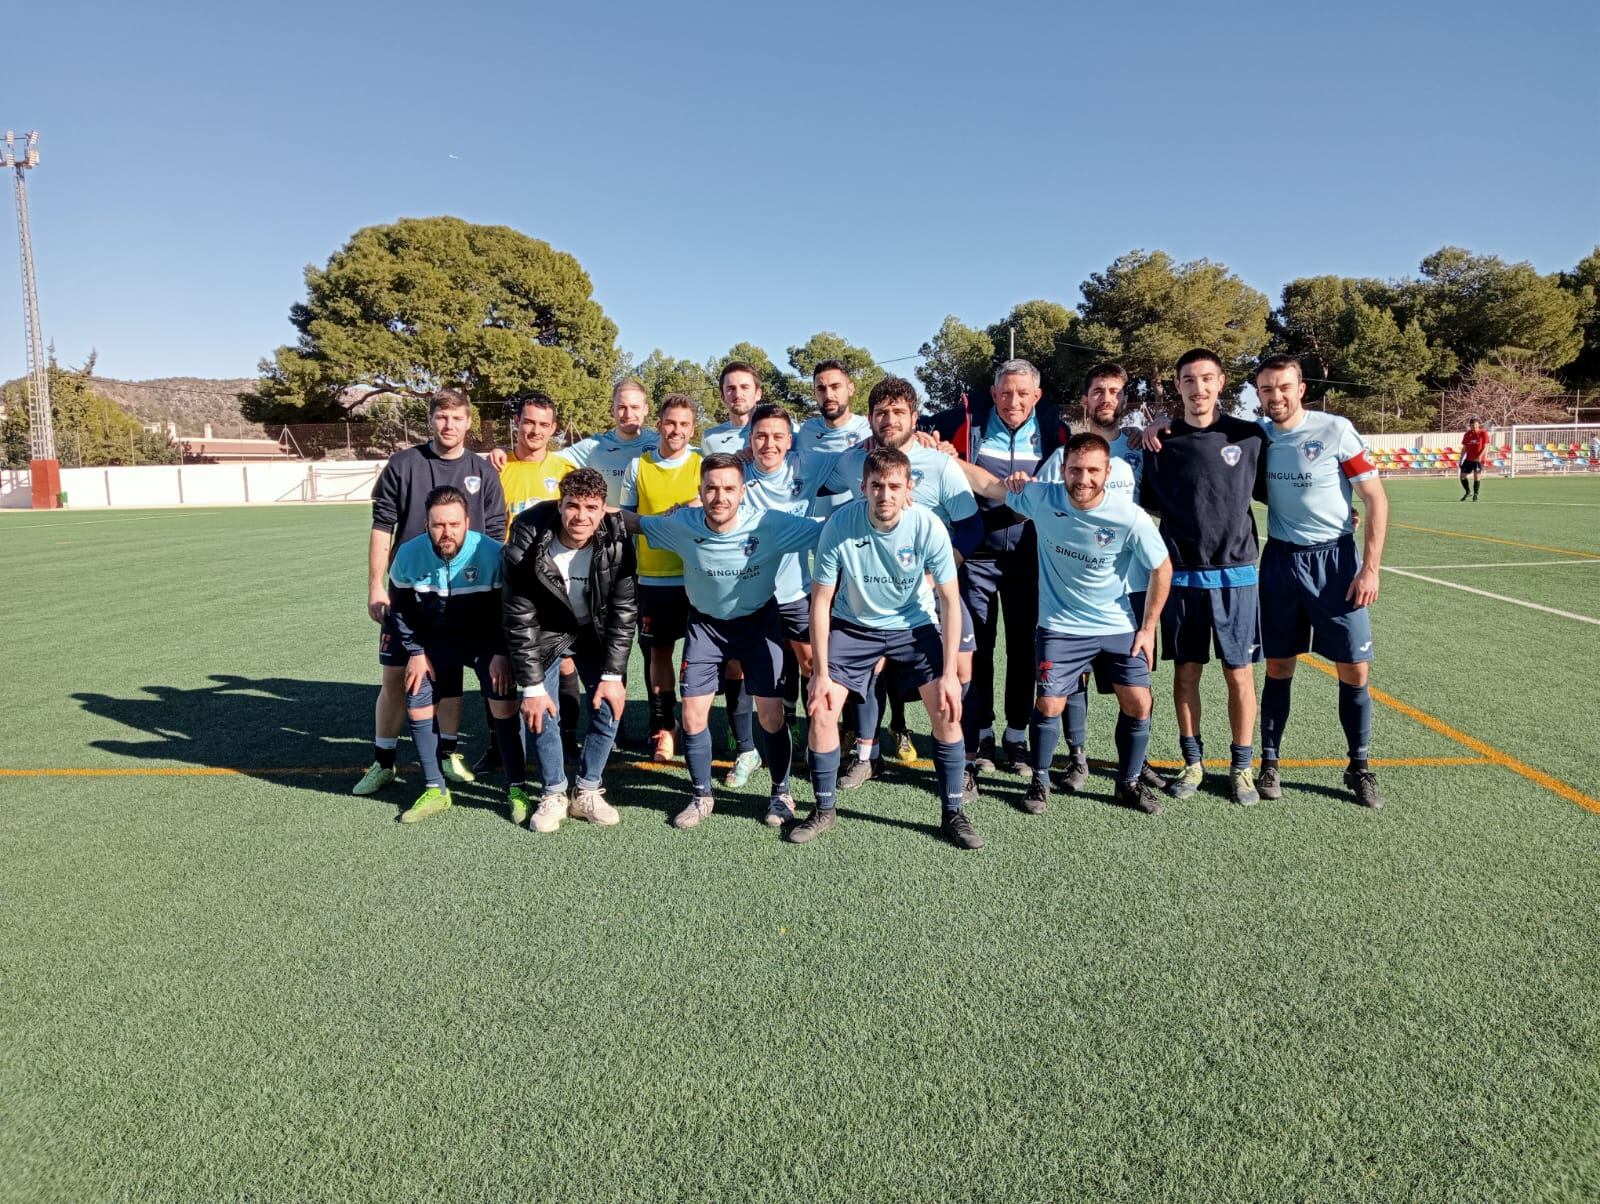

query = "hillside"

[{"left": 85, "top": 376, "right": 260, "bottom": 436}]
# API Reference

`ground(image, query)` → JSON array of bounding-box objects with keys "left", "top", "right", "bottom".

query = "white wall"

[{"left": 1, "top": 461, "right": 384, "bottom": 509}]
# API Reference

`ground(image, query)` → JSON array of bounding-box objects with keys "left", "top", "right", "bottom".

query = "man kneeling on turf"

[
  {"left": 388, "top": 486, "right": 528, "bottom": 823},
  {"left": 792, "top": 446, "right": 982, "bottom": 850},
  {"left": 976, "top": 433, "right": 1173, "bottom": 816},
  {"left": 502, "top": 467, "right": 637, "bottom": 833}
]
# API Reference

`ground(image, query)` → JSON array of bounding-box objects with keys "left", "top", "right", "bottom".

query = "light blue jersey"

[
  {"left": 1036, "top": 430, "right": 1143, "bottom": 500},
  {"left": 743, "top": 453, "right": 824, "bottom": 603},
  {"left": 388, "top": 528, "right": 503, "bottom": 596},
  {"left": 701, "top": 421, "right": 753, "bottom": 455},
  {"left": 817, "top": 442, "right": 979, "bottom": 525},
  {"left": 1036, "top": 452, "right": 1148, "bottom": 592},
  {"left": 1262, "top": 411, "right": 1376, "bottom": 545},
  {"left": 796, "top": 413, "right": 871, "bottom": 454},
  {"left": 1009, "top": 483, "right": 1168, "bottom": 635},
  {"left": 563, "top": 428, "right": 660, "bottom": 507},
  {"left": 813, "top": 501, "right": 957, "bottom": 630},
  {"left": 638, "top": 506, "right": 822, "bottom": 620}
]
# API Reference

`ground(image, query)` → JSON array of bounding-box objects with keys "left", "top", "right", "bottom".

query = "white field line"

[
  {"left": 1383, "top": 567, "right": 1600, "bottom": 626},
  {"left": 1384, "top": 560, "right": 1600, "bottom": 569}
]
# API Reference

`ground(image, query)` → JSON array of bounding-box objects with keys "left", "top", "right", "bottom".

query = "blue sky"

[{"left": 3, "top": 0, "right": 1596, "bottom": 387}]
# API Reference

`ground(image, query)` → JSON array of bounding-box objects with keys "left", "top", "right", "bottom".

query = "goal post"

[{"left": 1507, "top": 424, "right": 1600, "bottom": 478}]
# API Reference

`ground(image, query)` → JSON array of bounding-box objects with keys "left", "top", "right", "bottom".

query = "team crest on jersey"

[
  {"left": 741, "top": 535, "right": 760, "bottom": 557},
  {"left": 1094, "top": 527, "right": 1115, "bottom": 548},
  {"left": 544, "top": 477, "right": 559, "bottom": 491},
  {"left": 1302, "top": 440, "right": 1324, "bottom": 463},
  {"left": 464, "top": 475, "right": 482, "bottom": 494},
  {"left": 464, "top": 565, "right": 479, "bottom": 583},
  {"left": 1123, "top": 451, "right": 1141, "bottom": 471},
  {"left": 1219, "top": 446, "right": 1242, "bottom": 467},
  {"left": 845, "top": 432, "right": 861, "bottom": 446},
  {"left": 789, "top": 478, "right": 806, "bottom": 499},
  {"left": 910, "top": 469, "right": 925, "bottom": 487},
  {"left": 896, "top": 545, "right": 917, "bottom": 569}
]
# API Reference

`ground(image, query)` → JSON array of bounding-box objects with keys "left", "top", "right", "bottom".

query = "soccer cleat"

[
  {"left": 652, "top": 730, "right": 676, "bottom": 764},
  {"left": 400, "top": 786, "right": 451, "bottom": 824},
  {"left": 961, "top": 768, "right": 980, "bottom": 806},
  {"left": 839, "top": 757, "right": 880, "bottom": 790},
  {"left": 765, "top": 793, "right": 797, "bottom": 828},
  {"left": 972, "top": 733, "right": 997, "bottom": 773},
  {"left": 571, "top": 787, "right": 620, "bottom": 826},
  {"left": 724, "top": 749, "right": 762, "bottom": 788},
  {"left": 440, "top": 752, "right": 477, "bottom": 784},
  {"left": 1257, "top": 764, "right": 1283, "bottom": 801},
  {"left": 507, "top": 784, "right": 534, "bottom": 827},
  {"left": 1138, "top": 761, "right": 1165, "bottom": 790},
  {"left": 941, "top": 809, "right": 984, "bottom": 850},
  {"left": 1114, "top": 780, "right": 1164, "bottom": 816},
  {"left": 471, "top": 743, "right": 502, "bottom": 775},
  {"left": 787, "top": 806, "right": 838, "bottom": 844},
  {"left": 1344, "top": 767, "right": 1385, "bottom": 809},
  {"left": 1230, "top": 767, "right": 1260, "bottom": 807},
  {"left": 999, "top": 739, "right": 1031, "bottom": 775},
  {"left": 1022, "top": 778, "right": 1049, "bottom": 815},
  {"left": 1050, "top": 753, "right": 1090, "bottom": 794},
  {"left": 530, "top": 791, "right": 569, "bottom": 833},
  {"left": 352, "top": 761, "right": 399, "bottom": 796},
  {"left": 891, "top": 728, "right": 917, "bottom": 764},
  {"left": 1165, "top": 762, "right": 1205, "bottom": 798},
  {"left": 671, "top": 794, "right": 715, "bottom": 830}
]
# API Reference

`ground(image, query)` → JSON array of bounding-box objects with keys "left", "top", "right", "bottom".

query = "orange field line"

[
  {"left": 1297, "top": 657, "right": 1600, "bottom": 815},
  {"left": 1391, "top": 521, "right": 1600, "bottom": 560}
]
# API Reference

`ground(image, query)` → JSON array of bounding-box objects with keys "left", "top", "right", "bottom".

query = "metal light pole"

[{"left": 2, "top": 130, "right": 58, "bottom": 506}]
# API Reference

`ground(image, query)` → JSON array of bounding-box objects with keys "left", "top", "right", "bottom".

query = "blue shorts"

[
  {"left": 405, "top": 648, "right": 510, "bottom": 710},
  {"left": 1087, "top": 591, "right": 1152, "bottom": 693},
  {"left": 378, "top": 615, "right": 409, "bottom": 667},
  {"left": 680, "top": 601, "right": 786, "bottom": 699},
  {"left": 778, "top": 598, "right": 811, "bottom": 645},
  {"left": 1260, "top": 536, "right": 1375, "bottom": 664},
  {"left": 827, "top": 619, "right": 944, "bottom": 703},
  {"left": 638, "top": 583, "right": 688, "bottom": 648},
  {"left": 1037, "top": 629, "right": 1151, "bottom": 698},
  {"left": 935, "top": 592, "right": 976, "bottom": 652},
  {"left": 1160, "top": 583, "right": 1262, "bottom": 668}
]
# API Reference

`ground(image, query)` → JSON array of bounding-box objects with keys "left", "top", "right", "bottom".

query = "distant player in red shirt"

[{"left": 1460, "top": 418, "right": 1490, "bottom": 501}]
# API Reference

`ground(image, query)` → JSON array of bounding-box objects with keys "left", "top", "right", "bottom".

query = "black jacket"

[{"left": 502, "top": 501, "right": 638, "bottom": 687}]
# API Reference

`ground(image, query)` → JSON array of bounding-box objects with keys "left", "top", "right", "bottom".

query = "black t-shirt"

[
  {"left": 370, "top": 443, "right": 508, "bottom": 555},
  {"left": 1140, "top": 415, "right": 1268, "bottom": 571}
]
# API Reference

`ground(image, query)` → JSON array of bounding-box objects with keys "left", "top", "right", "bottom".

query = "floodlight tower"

[{"left": 3, "top": 130, "right": 58, "bottom": 507}]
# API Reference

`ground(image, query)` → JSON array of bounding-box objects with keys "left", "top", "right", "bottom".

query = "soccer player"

[
  {"left": 1460, "top": 417, "right": 1490, "bottom": 501},
  {"left": 502, "top": 467, "right": 638, "bottom": 832},
  {"left": 357, "top": 388, "right": 507, "bottom": 797},
  {"left": 620, "top": 394, "right": 702, "bottom": 761},
  {"left": 789, "top": 446, "right": 982, "bottom": 850},
  {"left": 563, "top": 378, "right": 660, "bottom": 507},
  {"left": 795, "top": 359, "right": 873, "bottom": 462},
  {"left": 701, "top": 360, "right": 766, "bottom": 454},
  {"left": 973, "top": 433, "right": 1172, "bottom": 815},
  {"left": 621, "top": 453, "right": 826, "bottom": 828},
  {"left": 813, "top": 377, "right": 984, "bottom": 790},
  {"left": 1254, "top": 355, "right": 1389, "bottom": 807},
  {"left": 386, "top": 486, "right": 527, "bottom": 823},
  {"left": 1138, "top": 348, "right": 1269, "bottom": 806},
  {"left": 1035, "top": 363, "right": 1164, "bottom": 795}
]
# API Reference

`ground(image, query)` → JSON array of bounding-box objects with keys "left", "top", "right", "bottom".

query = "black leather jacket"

[{"left": 502, "top": 501, "right": 638, "bottom": 687}]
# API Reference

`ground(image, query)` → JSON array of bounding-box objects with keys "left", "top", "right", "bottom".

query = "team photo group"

[{"left": 357, "top": 348, "right": 1388, "bottom": 851}]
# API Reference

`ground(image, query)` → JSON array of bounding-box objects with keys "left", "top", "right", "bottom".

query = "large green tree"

[
  {"left": 786, "top": 332, "right": 883, "bottom": 413},
  {"left": 1076, "top": 251, "right": 1270, "bottom": 413},
  {"left": 916, "top": 316, "right": 995, "bottom": 411},
  {"left": 242, "top": 216, "right": 620, "bottom": 433},
  {"left": 631, "top": 350, "right": 719, "bottom": 423},
  {"left": 1557, "top": 246, "right": 1600, "bottom": 390},
  {"left": 985, "top": 300, "right": 1080, "bottom": 403}
]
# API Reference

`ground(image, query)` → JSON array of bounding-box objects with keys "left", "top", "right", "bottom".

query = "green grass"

[{"left": 3, "top": 477, "right": 1599, "bottom": 1201}]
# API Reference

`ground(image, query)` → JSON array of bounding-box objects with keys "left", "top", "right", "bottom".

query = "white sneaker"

[
  {"left": 531, "top": 791, "right": 569, "bottom": 833},
  {"left": 765, "top": 793, "right": 796, "bottom": 828},
  {"left": 571, "top": 787, "right": 620, "bottom": 826},
  {"left": 672, "top": 795, "right": 715, "bottom": 830}
]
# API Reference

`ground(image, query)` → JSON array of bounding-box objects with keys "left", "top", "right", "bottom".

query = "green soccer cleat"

[
  {"left": 440, "top": 752, "right": 476, "bottom": 784},
  {"left": 723, "top": 749, "right": 762, "bottom": 788},
  {"left": 1230, "top": 767, "right": 1260, "bottom": 807},
  {"left": 352, "top": 761, "right": 400, "bottom": 796},
  {"left": 400, "top": 786, "right": 452, "bottom": 824},
  {"left": 1164, "top": 761, "right": 1205, "bottom": 798},
  {"left": 507, "top": 784, "right": 534, "bottom": 827}
]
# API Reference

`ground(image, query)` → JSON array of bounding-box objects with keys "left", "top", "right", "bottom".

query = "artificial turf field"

[{"left": 3, "top": 475, "right": 1598, "bottom": 1202}]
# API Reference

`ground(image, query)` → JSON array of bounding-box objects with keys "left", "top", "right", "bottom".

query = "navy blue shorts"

[
  {"left": 680, "top": 601, "right": 786, "bottom": 699},
  {"left": 1260, "top": 537, "right": 1374, "bottom": 664},
  {"left": 1037, "top": 629, "right": 1151, "bottom": 698},
  {"left": 935, "top": 592, "right": 976, "bottom": 653},
  {"left": 1160, "top": 583, "right": 1263, "bottom": 668},
  {"left": 405, "top": 648, "right": 509, "bottom": 710},
  {"left": 778, "top": 598, "right": 811, "bottom": 645},
  {"left": 827, "top": 619, "right": 944, "bottom": 703},
  {"left": 1086, "top": 591, "right": 1153, "bottom": 693},
  {"left": 378, "top": 615, "right": 409, "bottom": 667},
  {"left": 638, "top": 583, "right": 689, "bottom": 648}
]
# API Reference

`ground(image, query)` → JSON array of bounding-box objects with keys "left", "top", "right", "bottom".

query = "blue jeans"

[{"left": 534, "top": 643, "right": 621, "bottom": 794}]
